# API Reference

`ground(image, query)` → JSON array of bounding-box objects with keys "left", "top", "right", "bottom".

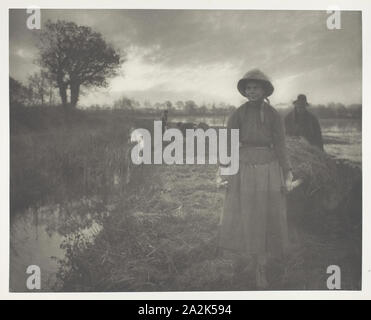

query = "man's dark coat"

[{"left": 284, "top": 108, "right": 324, "bottom": 150}]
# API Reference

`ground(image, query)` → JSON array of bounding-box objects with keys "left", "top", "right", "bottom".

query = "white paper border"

[{"left": 1, "top": 0, "right": 370, "bottom": 300}]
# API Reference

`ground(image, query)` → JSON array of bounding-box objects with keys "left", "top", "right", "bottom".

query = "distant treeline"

[
  {"left": 10, "top": 77, "right": 361, "bottom": 119},
  {"left": 95, "top": 96, "right": 362, "bottom": 119},
  {"left": 108, "top": 96, "right": 237, "bottom": 116},
  {"left": 307, "top": 103, "right": 362, "bottom": 119}
]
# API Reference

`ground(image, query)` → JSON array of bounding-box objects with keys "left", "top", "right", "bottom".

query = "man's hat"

[{"left": 294, "top": 94, "right": 309, "bottom": 106}]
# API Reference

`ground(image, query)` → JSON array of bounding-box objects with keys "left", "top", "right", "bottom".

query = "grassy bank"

[{"left": 54, "top": 138, "right": 362, "bottom": 291}]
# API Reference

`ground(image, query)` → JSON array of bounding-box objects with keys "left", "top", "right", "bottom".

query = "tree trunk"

[
  {"left": 58, "top": 82, "right": 68, "bottom": 108},
  {"left": 70, "top": 82, "right": 80, "bottom": 108}
]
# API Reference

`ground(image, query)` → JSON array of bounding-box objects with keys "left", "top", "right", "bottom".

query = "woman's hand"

[
  {"left": 285, "top": 170, "right": 294, "bottom": 192},
  {"left": 216, "top": 166, "right": 228, "bottom": 188}
]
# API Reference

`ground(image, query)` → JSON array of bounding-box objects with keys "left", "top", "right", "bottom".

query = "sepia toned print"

[{"left": 9, "top": 9, "right": 361, "bottom": 292}]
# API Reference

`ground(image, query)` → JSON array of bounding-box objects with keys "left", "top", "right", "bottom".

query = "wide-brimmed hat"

[
  {"left": 237, "top": 69, "right": 274, "bottom": 98},
  {"left": 293, "top": 94, "right": 309, "bottom": 106}
]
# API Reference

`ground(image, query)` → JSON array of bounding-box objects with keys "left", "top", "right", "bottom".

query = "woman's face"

[{"left": 244, "top": 81, "right": 265, "bottom": 101}]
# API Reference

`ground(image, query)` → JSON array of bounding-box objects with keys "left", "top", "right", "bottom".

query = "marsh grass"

[
  {"left": 11, "top": 107, "right": 361, "bottom": 291},
  {"left": 10, "top": 105, "right": 155, "bottom": 216},
  {"left": 54, "top": 135, "right": 361, "bottom": 291}
]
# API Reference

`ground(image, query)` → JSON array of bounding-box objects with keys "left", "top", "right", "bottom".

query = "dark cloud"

[{"left": 9, "top": 9, "right": 362, "bottom": 104}]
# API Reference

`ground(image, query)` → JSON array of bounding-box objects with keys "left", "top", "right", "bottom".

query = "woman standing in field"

[{"left": 218, "top": 69, "right": 293, "bottom": 289}]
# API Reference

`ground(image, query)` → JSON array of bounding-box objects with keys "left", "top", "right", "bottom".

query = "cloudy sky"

[{"left": 9, "top": 9, "right": 362, "bottom": 107}]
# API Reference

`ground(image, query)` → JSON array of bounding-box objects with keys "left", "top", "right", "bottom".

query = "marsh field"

[{"left": 10, "top": 106, "right": 362, "bottom": 292}]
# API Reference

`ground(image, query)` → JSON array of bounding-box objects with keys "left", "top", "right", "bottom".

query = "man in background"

[{"left": 285, "top": 94, "right": 324, "bottom": 150}]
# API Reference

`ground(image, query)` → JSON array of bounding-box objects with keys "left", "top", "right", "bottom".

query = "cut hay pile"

[{"left": 286, "top": 136, "right": 361, "bottom": 212}]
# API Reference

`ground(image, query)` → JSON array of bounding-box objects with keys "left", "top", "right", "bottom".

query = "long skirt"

[{"left": 218, "top": 159, "right": 289, "bottom": 257}]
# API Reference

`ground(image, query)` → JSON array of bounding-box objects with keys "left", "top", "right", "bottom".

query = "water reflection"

[
  {"left": 320, "top": 119, "right": 361, "bottom": 165},
  {"left": 171, "top": 116, "right": 362, "bottom": 164},
  {"left": 10, "top": 199, "right": 107, "bottom": 291}
]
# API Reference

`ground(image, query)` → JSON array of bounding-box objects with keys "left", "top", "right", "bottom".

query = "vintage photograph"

[{"left": 9, "top": 9, "right": 362, "bottom": 292}]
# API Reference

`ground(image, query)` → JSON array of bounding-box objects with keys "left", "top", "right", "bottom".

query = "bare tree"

[
  {"left": 175, "top": 100, "right": 185, "bottom": 110},
  {"left": 37, "top": 20, "right": 123, "bottom": 109},
  {"left": 28, "top": 72, "right": 45, "bottom": 105},
  {"left": 27, "top": 71, "right": 57, "bottom": 106},
  {"left": 113, "top": 96, "right": 137, "bottom": 110},
  {"left": 184, "top": 100, "right": 198, "bottom": 114}
]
